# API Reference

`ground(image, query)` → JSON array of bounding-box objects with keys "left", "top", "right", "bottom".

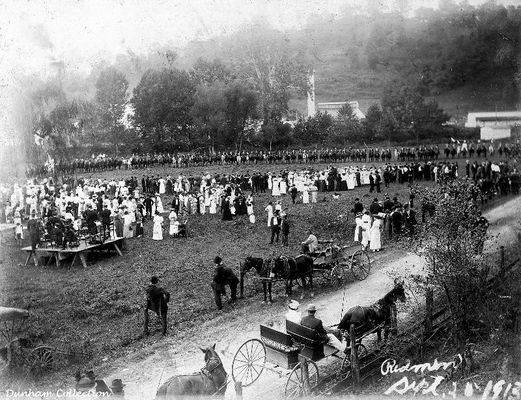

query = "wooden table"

[{"left": 21, "top": 237, "right": 124, "bottom": 268}]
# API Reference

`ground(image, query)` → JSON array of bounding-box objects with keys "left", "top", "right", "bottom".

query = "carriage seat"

[{"left": 285, "top": 320, "right": 337, "bottom": 361}]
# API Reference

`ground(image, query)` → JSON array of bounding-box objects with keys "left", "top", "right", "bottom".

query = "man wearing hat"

[
  {"left": 27, "top": 211, "right": 41, "bottom": 262},
  {"left": 285, "top": 300, "right": 301, "bottom": 323},
  {"left": 212, "top": 256, "right": 239, "bottom": 310},
  {"left": 301, "top": 229, "right": 318, "bottom": 254},
  {"left": 281, "top": 213, "right": 290, "bottom": 247},
  {"left": 301, "top": 304, "right": 346, "bottom": 352},
  {"left": 144, "top": 276, "right": 170, "bottom": 336},
  {"left": 269, "top": 210, "right": 281, "bottom": 244}
]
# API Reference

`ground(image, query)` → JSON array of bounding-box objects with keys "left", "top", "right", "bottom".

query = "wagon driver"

[{"left": 301, "top": 304, "right": 346, "bottom": 353}]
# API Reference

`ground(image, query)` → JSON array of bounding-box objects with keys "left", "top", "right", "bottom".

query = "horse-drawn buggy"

[
  {"left": 310, "top": 240, "right": 371, "bottom": 283},
  {"left": 239, "top": 240, "right": 371, "bottom": 303},
  {"left": 0, "top": 307, "right": 90, "bottom": 377},
  {"left": 231, "top": 282, "right": 406, "bottom": 398}
]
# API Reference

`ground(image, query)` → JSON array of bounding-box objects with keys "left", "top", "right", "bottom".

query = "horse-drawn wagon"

[
  {"left": 239, "top": 241, "right": 371, "bottom": 302},
  {"left": 231, "top": 282, "right": 406, "bottom": 398},
  {"left": 310, "top": 240, "right": 371, "bottom": 283},
  {"left": 0, "top": 307, "right": 90, "bottom": 377}
]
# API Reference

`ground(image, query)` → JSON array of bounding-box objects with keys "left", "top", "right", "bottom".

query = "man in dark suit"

[
  {"left": 144, "top": 276, "right": 170, "bottom": 336},
  {"left": 212, "top": 256, "right": 239, "bottom": 310},
  {"left": 301, "top": 304, "right": 346, "bottom": 352}
]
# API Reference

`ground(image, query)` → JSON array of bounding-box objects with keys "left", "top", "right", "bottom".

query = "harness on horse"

[
  {"left": 200, "top": 357, "right": 228, "bottom": 395},
  {"left": 278, "top": 256, "right": 291, "bottom": 277}
]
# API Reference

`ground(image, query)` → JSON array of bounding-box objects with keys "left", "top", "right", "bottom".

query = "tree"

[
  {"left": 411, "top": 181, "right": 492, "bottom": 349},
  {"left": 362, "top": 103, "right": 383, "bottom": 142},
  {"left": 224, "top": 83, "right": 258, "bottom": 151},
  {"left": 293, "top": 113, "right": 334, "bottom": 146},
  {"left": 381, "top": 81, "right": 449, "bottom": 141},
  {"left": 131, "top": 68, "right": 196, "bottom": 151},
  {"left": 95, "top": 67, "right": 129, "bottom": 153},
  {"left": 228, "top": 22, "right": 310, "bottom": 123},
  {"left": 190, "top": 58, "right": 233, "bottom": 86},
  {"left": 332, "top": 103, "right": 362, "bottom": 145},
  {"left": 190, "top": 83, "right": 227, "bottom": 153}
]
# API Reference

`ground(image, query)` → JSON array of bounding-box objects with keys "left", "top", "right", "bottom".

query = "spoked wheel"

[
  {"left": 351, "top": 249, "right": 371, "bottom": 280},
  {"left": 340, "top": 343, "right": 368, "bottom": 374},
  {"left": 26, "top": 346, "right": 54, "bottom": 378},
  {"left": 332, "top": 261, "right": 348, "bottom": 285},
  {"left": 284, "top": 360, "right": 319, "bottom": 399},
  {"left": 232, "top": 339, "right": 266, "bottom": 387}
]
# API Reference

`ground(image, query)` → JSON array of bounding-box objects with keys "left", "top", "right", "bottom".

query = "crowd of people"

[
  {"left": 26, "top": 140, "right": 521, "bottom": 178},
  {"left": 2, "top": 152, "right": 518, "bottom": 265}
]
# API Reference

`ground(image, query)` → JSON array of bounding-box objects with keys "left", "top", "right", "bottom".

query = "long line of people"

[{"left": 26, "top": 140, "right": 521, "bottom": 178}]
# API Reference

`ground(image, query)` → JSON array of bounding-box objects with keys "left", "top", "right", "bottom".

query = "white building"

[
  {"left": 465, "top": 111, "right": 521, "bottom": 140},
  {"left": 316, "top": 101, "right": 365, "bottom": 120}
]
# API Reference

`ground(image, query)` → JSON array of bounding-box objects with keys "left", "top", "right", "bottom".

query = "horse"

[
  {"left": 338, "top": 280, "right": 406, "bottom": 341},
  {"left": 241, "top": 255, "right": 314, "bottom": 303},
  {"left": 156, "top": 344, "right": 228, "bottom": 398}
]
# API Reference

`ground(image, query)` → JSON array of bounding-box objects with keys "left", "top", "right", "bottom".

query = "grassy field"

[{"left": 0, "top": 160, "right": 426, "bottom": 387}]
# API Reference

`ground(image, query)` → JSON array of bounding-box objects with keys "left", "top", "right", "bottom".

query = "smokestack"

[{"left": 307, "top": 69, "right": 316, "bottom": 118}]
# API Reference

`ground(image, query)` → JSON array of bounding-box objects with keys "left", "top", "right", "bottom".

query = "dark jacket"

[
  {"left": 300, "top": 314, "right": 328, "bottom": 342},
  {"left": 146, "top": 284, "right": 170, "bottom": 314},
  {"left": 214, "top": 264, "right": 239, "bottom": 286}
]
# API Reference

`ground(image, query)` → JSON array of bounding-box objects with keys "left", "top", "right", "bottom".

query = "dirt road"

[{"left": 97, "top": 196, "right": 521, "bottom": 400}]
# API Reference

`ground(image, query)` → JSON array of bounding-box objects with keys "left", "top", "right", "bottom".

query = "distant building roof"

[
  {"left": 316, "top": 101, "right": 365, "bottom": 119},
  {"left": 465, "top": 111, "right": 521, "bottom": 128}
]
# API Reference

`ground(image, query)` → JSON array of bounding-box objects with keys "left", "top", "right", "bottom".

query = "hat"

[
  {"left": 288, "top": 300, "right": 300, "bottom": 310},
  {"left": 110, "top": 379, "right": 125, "bottom": 391},
  {"left": 76, "top": 377, "right": 95, "bottom": 389},
  {"left": 214, "top": 256, "right": 222, "bottom": 264},
  {"left": 306, "top": 304, "right": 317, "bottom": 312}
]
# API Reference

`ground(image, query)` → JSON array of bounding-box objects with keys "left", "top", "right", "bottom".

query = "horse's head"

[{"left": 200, "top": 343, "right": 221, "bottom": 367}]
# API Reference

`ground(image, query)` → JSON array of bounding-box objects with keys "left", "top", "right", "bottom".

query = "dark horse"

[
  {"left": 155, "top": 344, "right": 227, "bottom": 398},
  {"left": 241, "top": 255, "right": 314, "bottom": 303},
  {"left": 338, "top": 280, "right": 406, "bottom": 341}
]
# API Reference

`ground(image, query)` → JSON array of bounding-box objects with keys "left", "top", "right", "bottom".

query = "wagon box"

[{"left": 260, "top": 325, "right": 300, "bottom": 369}]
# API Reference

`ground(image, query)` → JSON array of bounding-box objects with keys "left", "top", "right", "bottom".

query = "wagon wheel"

[
  {"left": 350, "top": 249, "right": 371, "bottom": 280},
  {"left": 339, "top": 343, "right": 368, "bottom": 374},
  {"left": 284, "top": 360, "right": 319, "bottom": 399},
  {"left": 26, "top": 346, "right": 54, "bottom": 378},
  {"left": 232, "top": 339, "right": 266, "bottom": 387},
  {"left": 331, "top": 260, "right": 348, "bottom": 285}
]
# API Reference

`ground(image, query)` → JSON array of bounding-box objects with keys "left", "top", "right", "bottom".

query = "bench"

[
  {"left": 260, "top": 325, "right": 300, "bottom": 369},
  {"left": 286, "top": 320, "right": 338, "bottom": 361}
]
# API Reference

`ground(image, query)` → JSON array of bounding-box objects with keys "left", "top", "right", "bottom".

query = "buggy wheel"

[
  {"left": 232, "top": 339, "right": 266, "bottom": 387},
  {"left": 332, "top": 261, "right": 348, "bottom": 285},
  {"left": 26, "top": 346, "right": 54, "bottom": 378},
  {"left": 351, "top": 250, "right": 371, "bottom": 280},
  {"left": 340, "top": 344, "right": 368, "bottom": 374},
  {"left": 284, "top": 360, "right": 319, "bottom": 399}
]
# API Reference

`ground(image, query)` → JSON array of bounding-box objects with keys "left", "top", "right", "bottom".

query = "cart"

[
  {"left": 310, "top": 240, "right": 372, "bottom": 284},
  {"left": 231, "top": 320, "right": 372, "bottom": 399},
  {"left": 0, "top": 307, "right": 90, "bottom": 378}
]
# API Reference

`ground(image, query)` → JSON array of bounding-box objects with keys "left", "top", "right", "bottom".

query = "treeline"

[{"left": 27, "top": 1, "right": 517, "bottom": 159}]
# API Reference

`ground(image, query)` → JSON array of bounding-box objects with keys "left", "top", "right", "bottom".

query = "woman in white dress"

[
  {"left": 272, "top": 178, "right": 280, "bottom": 196},
  {"left": 168, "top": 209, "right": 178, "bottom": 236},
  {"left": 302, "top": 186, "right": 310, "bottom": 204},
  {"left": 155, "top": 195, "right": 164, "bottom": 213},
  {"left": 279, "top": 179, "right": 287, "bottom": 195},
  {"left": 309, "top": 184, "right": 318, "bottom": 203},
  {"left": 247, "top": 197, "right": 255, "bottom": 223},
  {"left": 122, "top": 210, "right": 135, "bottom": 238},
  {"left": 353, "top": 213, "right": 363, "bottom": 243},
  {"left": 369, "top": 215, "right": 383, "bottom": 252},
  {"left": 360, "top": 211, "right": 372, "bottom": 249},
  {"left": 152, "top": 211, "right": 164, "bottom": 241},
  {"left": 209, "top": 196, "right": 217, "bottom": 214}
]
